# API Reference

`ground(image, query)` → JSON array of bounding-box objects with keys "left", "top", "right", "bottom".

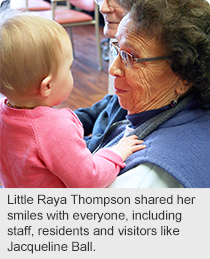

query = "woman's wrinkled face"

[{"left": 109, "top": 14, "right": 183, "bottom": 114}]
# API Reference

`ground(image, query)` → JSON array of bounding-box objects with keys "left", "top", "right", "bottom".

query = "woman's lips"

[
  {"left": 105, "top": 20, "right": 119, "bottom": 26},
  {"left": 107, "top": 21, "right": 118, "bottom": 24},
  {"left": 115, "top": 88, "right": 128, "bottom": 94}
]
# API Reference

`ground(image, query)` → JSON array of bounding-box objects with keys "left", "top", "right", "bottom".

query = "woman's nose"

[
  {"left": 109, "top": 55, "right": 125, "bottom": 77},
  {"left": 100, "top": 0, "right": 114, "bottom": 14}
]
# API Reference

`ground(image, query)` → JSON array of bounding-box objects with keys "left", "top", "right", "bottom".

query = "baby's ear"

[{"left": 40, "top": 76, "right": 52, "bottom": 97}]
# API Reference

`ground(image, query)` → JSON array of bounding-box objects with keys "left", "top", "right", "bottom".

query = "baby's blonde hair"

[{"left": 0, "top": 11, "right": 71, "bottom": 97}]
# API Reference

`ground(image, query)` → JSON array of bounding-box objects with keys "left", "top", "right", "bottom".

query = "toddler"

[{"left": 0, "top": 11, "right": 145, "bottom": 188}]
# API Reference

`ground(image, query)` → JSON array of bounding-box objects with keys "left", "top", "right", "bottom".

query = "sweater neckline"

[{"left": 126, "top": 105, "right": 170, "bottom": 128}]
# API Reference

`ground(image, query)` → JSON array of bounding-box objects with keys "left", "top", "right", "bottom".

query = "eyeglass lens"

[
  {"left": 95, "top": 0, "right": 103, "bottom": 5},
  {"left": 110, "top": 42, "right": 118, "bottom": 58},
  {"left": 111, "top": 42, "right": 133, "bottom": 67},
  {"left": 95, "top": 0, "right": 115, "bottom": 6}
]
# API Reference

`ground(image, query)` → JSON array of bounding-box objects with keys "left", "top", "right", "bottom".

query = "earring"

[{"left": 171, "top": 94, "right": 180, "bottom": 108}]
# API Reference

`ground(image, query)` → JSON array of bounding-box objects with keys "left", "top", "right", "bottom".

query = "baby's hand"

[{"left": 111, "top": 135, "right": 146, "bottom": 161}]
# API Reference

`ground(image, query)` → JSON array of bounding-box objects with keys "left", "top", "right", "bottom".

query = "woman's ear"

[
  {"left": 176, "top": 80, "right": 192, "bottom": 96},
  {"left": 40, "top": 76, "right": 52, "bottom": 97}
]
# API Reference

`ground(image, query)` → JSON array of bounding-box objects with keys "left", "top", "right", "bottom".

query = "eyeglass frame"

[
  {"left": 110, "top": 40, "right": 171, "bottom": 68},
  {"left": 95, "top": 0, "right": 115, "bottom": 6}
]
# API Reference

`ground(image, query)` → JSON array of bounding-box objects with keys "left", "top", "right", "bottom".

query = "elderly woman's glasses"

[
  {"left": 110, "top": 41, "right": 171, "bottom": 68},
  {"left": 95, "top": 0, "right": 117, "bottom": 7},
  {"left": 95, "top": 0, "right": 104, "bottom": 4}
]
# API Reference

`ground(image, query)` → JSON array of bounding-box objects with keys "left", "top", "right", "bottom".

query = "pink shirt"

[{"left": 0, "top": 99, "right": 125, "bottom": 188}]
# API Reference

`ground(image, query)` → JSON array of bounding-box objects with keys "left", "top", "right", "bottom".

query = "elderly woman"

[{"left": 98, "top": 0, "right": 210, "bottom": 188}]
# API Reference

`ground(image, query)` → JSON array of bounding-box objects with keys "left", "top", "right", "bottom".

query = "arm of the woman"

[{"left": 107, "top": 164, "right": 183, "bottom": 188}]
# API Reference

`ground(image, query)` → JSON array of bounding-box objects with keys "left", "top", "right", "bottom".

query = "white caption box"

[{"left": 0, "top": 188, "right": 209, "bottom": 259}]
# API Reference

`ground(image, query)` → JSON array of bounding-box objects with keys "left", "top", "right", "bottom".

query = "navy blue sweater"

[
  {"left": 75, "top": 94, "right": 127, "bottom": 152},
  {"left": 75, "top": 94, "right": 210, "bottom": 187},
  {"left": 103, "top": 100, "right": 210, "bottom": 188}
]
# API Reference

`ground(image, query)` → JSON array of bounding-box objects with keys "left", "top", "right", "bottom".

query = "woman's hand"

[{"left": 111, "top": 135, "right": 146, "bottom": 161}]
